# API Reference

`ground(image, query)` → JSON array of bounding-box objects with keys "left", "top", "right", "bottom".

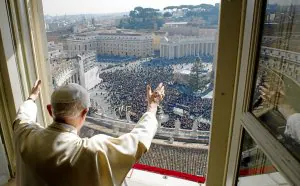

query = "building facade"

[
  {"left": 161, "top": 22, "right": 218, "bottom": 37},
  {"left": 261, "top": 46, "right": 300, "bottom": 84},
  {"left": 63, "top": 33, "right": 153, "bottom": 58},
  {"left": 160, "top": 36, "right": 216, "bottom": 59},
  {"left": 48, "top": 41, "right": 66, "bottom": 64},
  {"left": 50, "top": 52, "right": 102, "bottom": 90},
  {"left": 152, "top": 31, "right": 167, "bottom": 52}
]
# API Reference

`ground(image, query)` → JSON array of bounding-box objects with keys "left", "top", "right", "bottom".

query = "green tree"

[
  {"left": 129, "top": 10, "right": 138, "bottom": 18},
  {"left": 134, "top": 7, "right": 144, "bottom": 14},
  {"left": 189, "top": 57, "right": 209, "bottom": 92},
  {"left": 198, "top": 4, "right": 214, "bottom": 10},
  {"left": 118, "top": 6, "right": 164, "bottom": 30},
  {"left": 163, "top": 6, "right": 177, "bottom": 10},
  {"left": 163, "top": 12, "right": 173, "bottom": 17}
]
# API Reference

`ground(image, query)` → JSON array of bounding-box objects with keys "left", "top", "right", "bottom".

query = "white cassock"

[
  {"left": 284, "top": 113, "right": 300, "bottom": 144},
  {"left": 13, "top": 100, "right": 158, "bottom": 186}
]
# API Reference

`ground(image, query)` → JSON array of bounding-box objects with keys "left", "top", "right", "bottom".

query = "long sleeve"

[
  {"left": 85, "top": 111, "right": 158, "bottom": 185},
  {"left": 129, "top": 111, "right": 158, "bottom": 150},
  {"left": 13, "top": 100, "right": 38, "bottom": 130}
]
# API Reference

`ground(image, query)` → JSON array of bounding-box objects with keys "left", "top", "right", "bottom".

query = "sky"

[{"left": 42, "top": 0, "right": 220, "bottom": 15}]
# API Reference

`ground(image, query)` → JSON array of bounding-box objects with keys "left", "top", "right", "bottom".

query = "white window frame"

[
  {"left": 0, "top": 0, "right": 52, "bottom": 175},
  {"left": 226, "top": 0, "right": 300, "bottom": 185},
  {"left": 206, "top": 0, "right": 247, "bottom": 185},
  {"left": 1, "top": 0, "right": 264, "bottom": 185},
  {"left": 5, "top": 0, "right": 52, "bottom": 125}
]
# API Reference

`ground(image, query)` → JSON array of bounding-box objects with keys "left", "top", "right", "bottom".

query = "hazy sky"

[{"left": 42, "top": 0, "right": 220, "bottom": 15}]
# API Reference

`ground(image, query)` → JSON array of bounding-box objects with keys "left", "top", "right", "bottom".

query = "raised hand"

[
  {"left": 28, "top": 80, "right": 42, "bottom": 101},
  {"left": 259, "top": 83, "right": 284, "bottom": 105},
  {"left": 146, "top": 83, "right": 165, "bottom": 105}
]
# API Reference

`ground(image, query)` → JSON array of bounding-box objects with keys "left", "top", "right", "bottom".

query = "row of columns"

[
  {"left": 64, "top": 72, "right": 80, "bottom": 85},
  {"left": 160, "top": 42, "right": 216, "bottom": 59},
  {"left": 59, "top": 57, "right": 87, "bottom": 89}
]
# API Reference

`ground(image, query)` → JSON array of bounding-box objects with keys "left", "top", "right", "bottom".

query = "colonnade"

[{"left": 160, "top": 42, "right": 216, "bottom": 59}]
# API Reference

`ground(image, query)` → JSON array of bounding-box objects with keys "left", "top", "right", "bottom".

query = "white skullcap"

[{"left": 51, "top": 83, "right": 90, "bottom": 108}]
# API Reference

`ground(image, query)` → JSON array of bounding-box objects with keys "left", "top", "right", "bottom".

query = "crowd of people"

[
  {"left": 139, "top": 143, "right": 208, "bottom": 176},
  {"left": 82, "top": 55, "right": 214, "bottom": 178},
  {"left": 97, "top": 54, "right": 138, "bottom": 63},
  {"left": 96, "top": 58, "right": 212, "bottom": 131},
  {"left": 143, "top": 56, "right": 198, "bottom": 68},
  {"left": 79, "top": 126, "right": 209, "bottom": 176},
  {"left": 200, "top": 54, "right": 214, "bottom": 63},
  {"left": 142, "top": 55, "right": 213, "bottom": 68}
]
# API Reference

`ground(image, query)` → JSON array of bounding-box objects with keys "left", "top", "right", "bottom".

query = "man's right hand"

[
  {"left": 147, "top": 83, "right": 165, "bottom": 104},
  {"left": 146, "top": 83, "right": 165, "bottom": 113}
]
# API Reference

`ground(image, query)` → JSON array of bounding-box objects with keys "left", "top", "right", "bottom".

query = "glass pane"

[
  {"left": 237, "top": 130, "right": 290, "bottom": 186},
  {"left": 251, "top": 0, "right": 300, "bottom": 161},
  {"left": 42, "top": 0, "right": 220, "bottom": 183}
]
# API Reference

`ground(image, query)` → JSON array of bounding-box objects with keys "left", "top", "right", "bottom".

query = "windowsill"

[
  {"left": 237, "top": 172, "right": 290, "bottom": 186},
  {"left": 4, "top": 175, "right": 206, "bottom": 186},
  {"left": 125, "top": 169, "right": 205, "bottom": 186}
]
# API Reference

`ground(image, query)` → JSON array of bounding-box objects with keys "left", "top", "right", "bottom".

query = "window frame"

[
  {"left": 226, "top": 0, "right": 300, "bottom": 185},
  {"left": 6, "top": 0, "right": 52, "bottom": 126},
  {"left": 2, "top": 0, "right": 258, "bottom": 185},
  {"left": 0, "top": 0, "right": 19, "bottom": 176},
  {"left": 0, "top": 0, "right": 32, "bottom": 175},
  {"left": 205, "top": 0, "right": 247, "bottom": 185},
  {"left": 0, "top": 0, "right": 52, "bottom": 175}
]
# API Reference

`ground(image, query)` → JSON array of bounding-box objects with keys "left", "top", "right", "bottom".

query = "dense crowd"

[
  {"left": 138, "top": 143, "right": 208, "bottom": 176},
  {"left": 97, "top": 55, "right": 138, "bottom": 63},
  {"left": 142, "top": 55, "right": 213, "bottom": 68},
  {"left": 79, "top": 126, "right": 209, "bottom": 176},
  {"left": 200, "top": 54, "right": 214, "bottom": 62},
  {"left": 97, "top": 58, "right": 212, "bottom": 131},
  {"left": 143, "top": 56, "right": 197, "bottom": 67}
]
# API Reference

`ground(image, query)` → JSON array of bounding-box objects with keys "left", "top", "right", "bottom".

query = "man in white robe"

[{"left": 13, "top": 80, "right": 164, "bottom": 186}]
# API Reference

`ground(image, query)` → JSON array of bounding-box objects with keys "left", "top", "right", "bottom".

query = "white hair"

[{"left": 52, "top": 100, "right": 86, "bottom": 119}]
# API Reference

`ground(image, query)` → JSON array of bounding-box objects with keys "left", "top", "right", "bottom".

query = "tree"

[
  {"left": 129, "top": 10, "right": 138, "bottom": 18},
  {"left": 198, "top": 4, "right": 214, "bottom": 10},
  {"left": 163, "top": 12, "right": 173, "bottom": 17},
  {"left": 118, "top": 6, "right": 165, "bottom": 30},
  {"left": 189, "top": 57, "right": 209, "bottom": 92},
  {"left": 134, "top": 7, "right": 144, "bottom": 14},
  {"left": 163, "top": 6, "right": 177, "bottom": 10}
]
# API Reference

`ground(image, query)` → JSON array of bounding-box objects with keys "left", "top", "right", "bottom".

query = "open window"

[
  {"left": 4, "top": 0, "right": 299, "bottom": 185},
  {"left": 227, "top": 0, "right": 300, "bottom": 185},
  {"left": 41, "top": 1, "right": 220, "bottom": 184},
  {"left": 1, "top": 0, "right": 239, "bottom": 185}
]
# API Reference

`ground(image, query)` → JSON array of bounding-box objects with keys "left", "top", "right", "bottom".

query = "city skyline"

[{"left": 42, "top": 0, "right": 220, "bottom": 16}]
